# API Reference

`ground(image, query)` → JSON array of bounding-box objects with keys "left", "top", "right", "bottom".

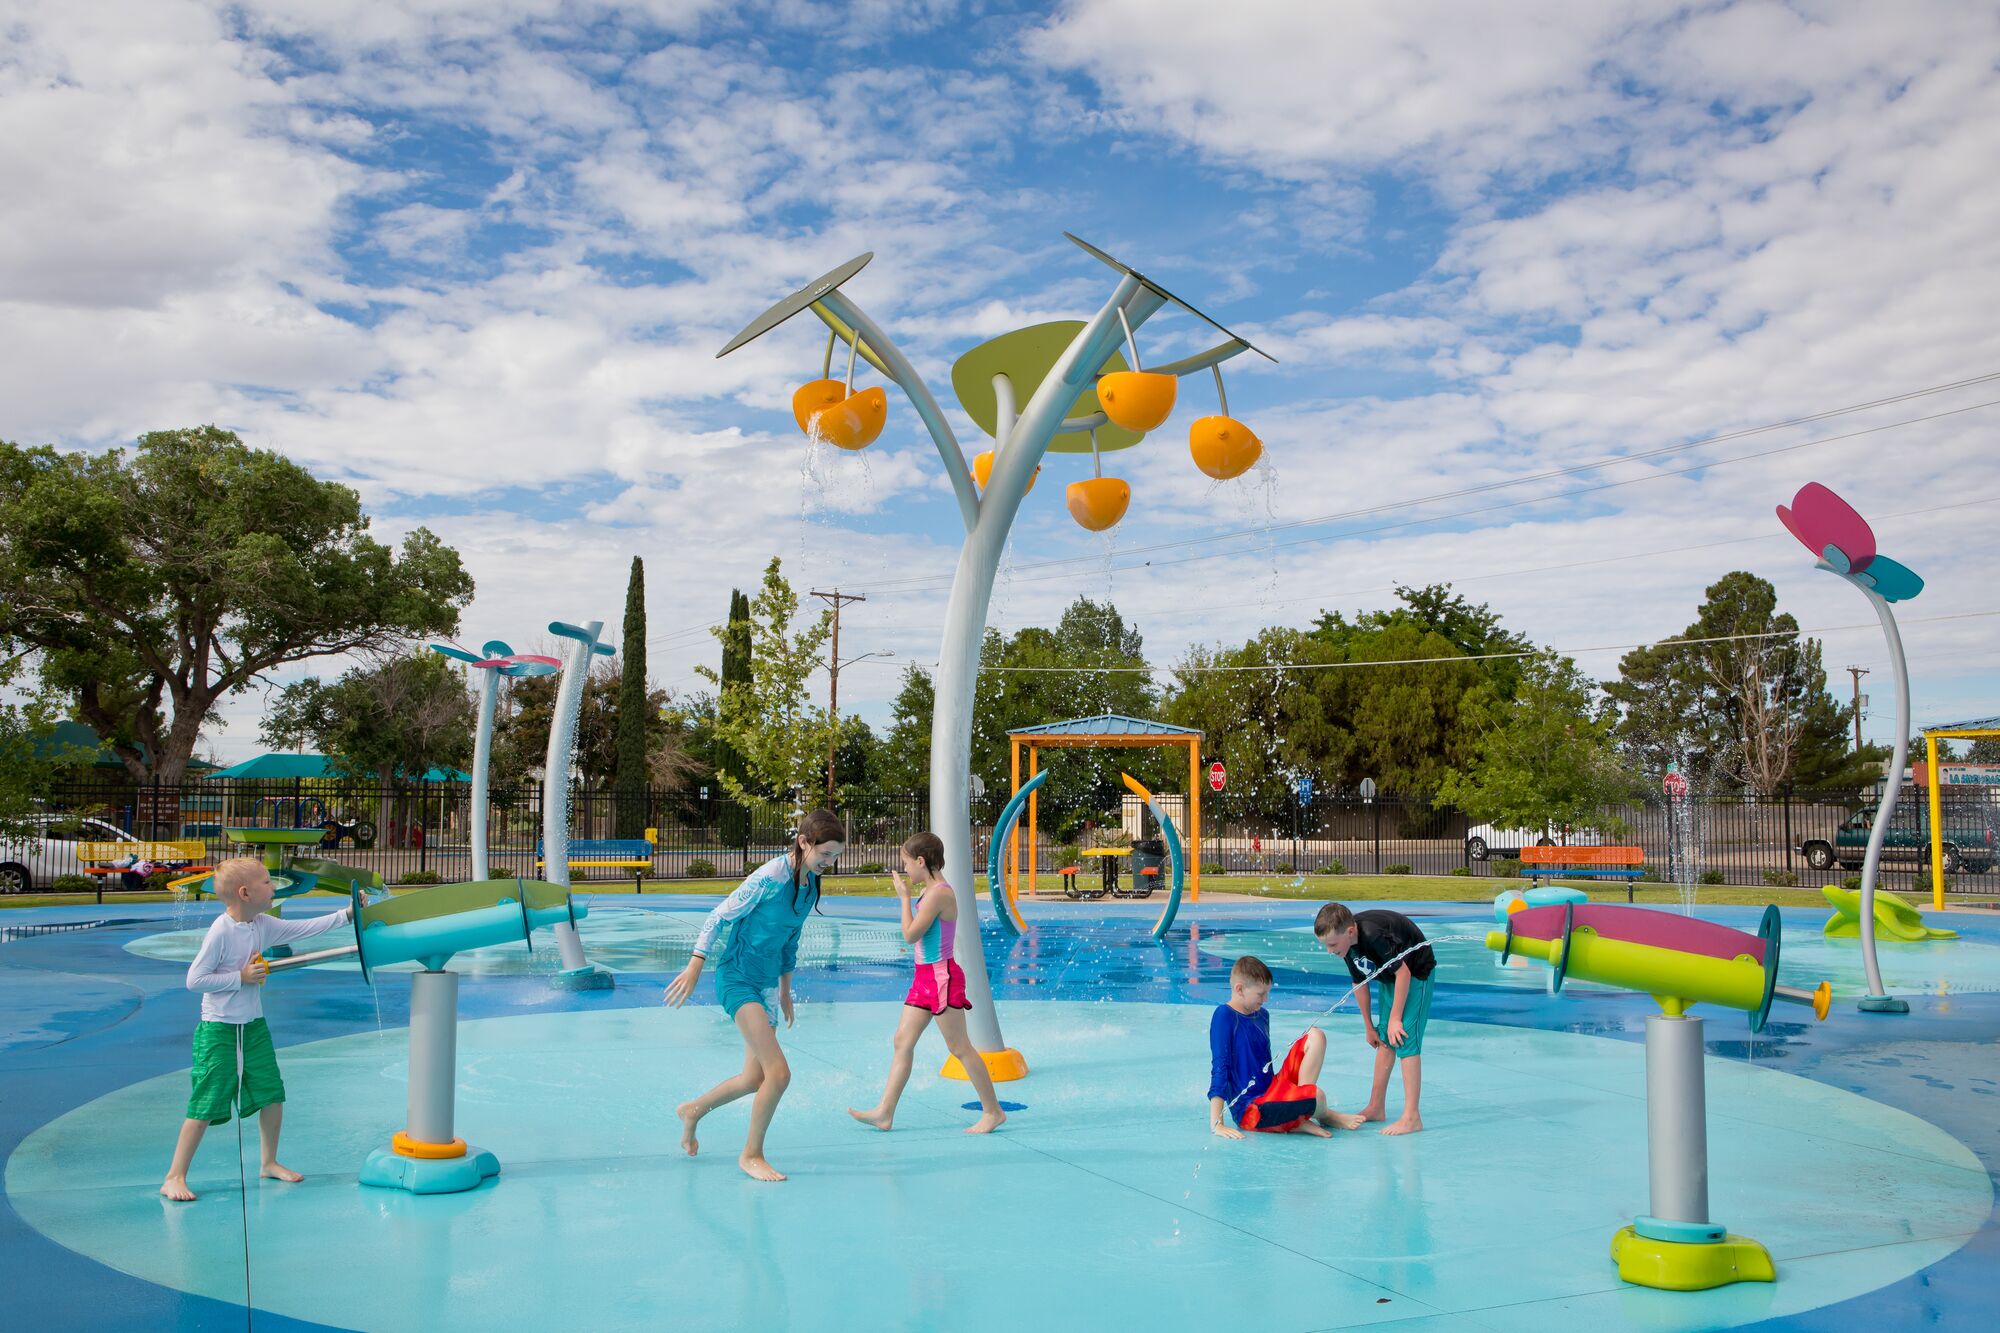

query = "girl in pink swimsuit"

[{"left": 848, "top": 832, "right": 1006, "bottom": 1135}]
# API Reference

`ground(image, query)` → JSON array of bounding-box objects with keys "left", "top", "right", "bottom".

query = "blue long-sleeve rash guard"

[{"left": 1208, "top": 1004, "right": 1276, "bottom": 1118}]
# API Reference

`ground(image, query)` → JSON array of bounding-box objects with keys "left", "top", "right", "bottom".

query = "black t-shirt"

[{"left": 1343, "top": 909, "right": 1434, "bottom": 983}]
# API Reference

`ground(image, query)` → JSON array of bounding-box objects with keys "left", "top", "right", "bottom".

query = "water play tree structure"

[
  {"left": 428, "top": 639, "right": 560, "bottom": 882},
  {"left": 1775, "top": 483, "right": 1925, "bottom": 1013},
  {"left": 1490, "top": 901, "right": 1831, "bottom": 1290},
  {"left": 264, "top": 877, "right": 584, "bottom": 1193},
  {"left": 717, "top": 238, "right": 1271, "bottom": 1079}
]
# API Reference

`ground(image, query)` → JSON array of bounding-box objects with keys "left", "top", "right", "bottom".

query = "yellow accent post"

[
  {"left": 1927, "top": 732, "right": 1946, "bottom": 911},
  {"left": 1028, "top": 745, "right": 1039, "bottom": 901},
  {"left": 1008, "top": 739, "right": 1021, "bottom": 904},
  {"left": 1189, "top": 737, "right": 1202, "bottom": 902}
]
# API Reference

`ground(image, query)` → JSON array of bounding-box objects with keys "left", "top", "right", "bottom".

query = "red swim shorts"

[
  {"left": 1240, "top": 1031, "right": 1320, "bottom": 1132},
  {"left": 905, "top": 959, "right": 971, "bottom": 1015}
]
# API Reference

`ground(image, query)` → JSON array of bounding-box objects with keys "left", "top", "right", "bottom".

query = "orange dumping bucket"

[
  {"left": 1066, "top": 477, "right": 1131, "bottom": 531},
  {"left": 973, "top": 450, "right": 1038, "bottom": 494},
  {"left": 1097, "top": 371, "right": 1176, "bottom": 432},
  {"left": 1189, "top": 415, "right": 1262, "bottom": 480},
  {"left": 792, "top": 378, "right": 846, "bottom": 433}
]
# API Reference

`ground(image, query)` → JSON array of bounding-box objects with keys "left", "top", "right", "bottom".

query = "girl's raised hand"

[{"left": 891, "top": 867, "right": 909, "bottom": 897}]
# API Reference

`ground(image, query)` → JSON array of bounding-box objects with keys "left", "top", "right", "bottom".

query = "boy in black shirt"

[{"left": 1314, "top": 902, "right": 1433, "bottom": 1136}]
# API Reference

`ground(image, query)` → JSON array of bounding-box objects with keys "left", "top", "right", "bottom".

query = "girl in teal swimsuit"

[{"left": 665, "top": 809, "right": 844, "bottom": 1182}]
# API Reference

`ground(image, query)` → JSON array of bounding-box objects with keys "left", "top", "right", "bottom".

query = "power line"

[{"left": 847, "top": 608, "right": 2000, "bottom": 675}]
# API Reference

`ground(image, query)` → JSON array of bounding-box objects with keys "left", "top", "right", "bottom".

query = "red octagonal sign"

[{"left": 1208, "top": 761, "right": 1226, "bottom": 792}]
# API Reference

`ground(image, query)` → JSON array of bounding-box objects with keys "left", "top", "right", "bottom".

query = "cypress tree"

[
  {"left": 614, "top": 557, "right": 649, "bottom": 838},
  {"left": 718, "top": 587, "right": 752, "bottom": 846}
]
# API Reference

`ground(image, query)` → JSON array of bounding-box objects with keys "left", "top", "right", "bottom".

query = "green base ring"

[
  {"left": 1858, "top": 994, "right": 1910, "bottom": 1013},
  {"left": 1634, "top": 1215, "right": 1727, "bottom": 1244},
  {"left": 550, "top": 966, "right": 615, "bottom": 992}
]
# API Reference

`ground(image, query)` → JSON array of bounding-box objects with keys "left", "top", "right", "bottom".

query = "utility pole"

[
  {"left": 811, "top": 589, "right": 866, "bottom": 802},
  {"left": 1846, "top": 665, "right": 1869, "bottom": 754}
]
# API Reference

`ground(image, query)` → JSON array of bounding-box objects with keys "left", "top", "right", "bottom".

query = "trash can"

[{"left": 1130, "top": 838, "right": 1167, "bottom": 898}]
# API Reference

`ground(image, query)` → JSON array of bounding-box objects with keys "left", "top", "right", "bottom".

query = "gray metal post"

[
  {"left": 545, "top": 621, "right": 600, "bottom": 973},
  {"left": 1645, "top": 1013, "right": 1709, "bottom": 1224},
  {"left": 471, "top": 666, "right": 498, "bottom": 881},
  {"left": 407, "top": 970, "right": 459, "bottom": 1146},
  {"left": 1855, "top": 589, "right": 1910, "bottom": 1007}
]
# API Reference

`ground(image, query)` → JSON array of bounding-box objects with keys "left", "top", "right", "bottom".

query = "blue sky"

[{"left": 5, "top": 0, "right": 1999, "bottom": 764}]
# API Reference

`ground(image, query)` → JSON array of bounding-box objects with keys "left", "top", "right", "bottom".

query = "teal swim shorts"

[
  {"left": 716, "top": 969, "right": 779, "bottom": 1026},
  {"left": 1373, "top": 971, "right": 1434, "bottom": 1057}
]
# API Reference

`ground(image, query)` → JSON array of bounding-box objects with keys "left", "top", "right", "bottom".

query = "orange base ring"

[{"left": 391, "top": 1131, "right": 468, "bottom": 1160}]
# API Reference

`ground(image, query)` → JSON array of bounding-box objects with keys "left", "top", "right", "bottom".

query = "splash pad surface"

[{"left": 3, "top": 897, "right": 1999, "bottom": 1332}]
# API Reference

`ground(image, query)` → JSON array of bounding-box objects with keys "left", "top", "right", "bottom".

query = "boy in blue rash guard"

[
  {"left": 665, "top": 809, "right": 844, "bottom": 1182},
  {"left": 1207, "top": 955, "right": 1365, "bottom": 1140}
]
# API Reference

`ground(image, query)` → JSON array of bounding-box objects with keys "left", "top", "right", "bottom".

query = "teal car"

[{"left": 1800, "top": 801, "right": 1998, "bottom": 874}]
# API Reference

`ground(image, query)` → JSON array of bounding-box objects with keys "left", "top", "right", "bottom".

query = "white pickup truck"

[
  {"left": 1463, "top": 822, "right": 1604, "bottom": 862},
  {"left": 0, "top": 814, "right": 142, "bottom": 892}
]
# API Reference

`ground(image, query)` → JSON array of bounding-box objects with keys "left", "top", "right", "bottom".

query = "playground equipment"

[
  {"left": 1822, "top": 884, "right": 1958, "bottom": 942},
  {"left": 718, "top": 241, "right": 1263, "bottom": 1083},
  {"left": 1777, "top": 482, "right": 1924, "bottom": 1013},
  {"left": 983, "top": 771, "right": 1188, "bottom": 943},
  {"left": 540, "top": 620, "right": 617, "bottom": 991},
  {"left": 429, "top": 638, "right": 560, "bottom": 883},
  {"left": 261, "top": 877, "right": 585, "bottom": 1193},
  {"left": 1917, "top": 715, "right": 2000, "bottom": 907},
  {"left": 176, "top": 827, "right": 385, "bottom": 957},
  {"left": 1489, "top": 902, "right": 1830, "bottom": 1290},
  {"left": 1003, "top": 714, "right": 1205, "bottom": 908},
  {"left": 1492, "top": 885, "right": 1588, "bottom": 923}
]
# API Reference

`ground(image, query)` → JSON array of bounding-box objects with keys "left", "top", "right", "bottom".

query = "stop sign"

[
  {"left": 1663, "top": 770, "right": 1689, "bottom": 799},
  {"left": 1208, "top": 761, "right": 1226, "bottom": 792}
]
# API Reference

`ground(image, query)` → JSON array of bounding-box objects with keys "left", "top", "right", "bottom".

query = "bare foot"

[
  {"left": 677, "top": 1101, "right": 701, "bottom": 1157},
  {"left": 1290, "top": 1119, "right": 1333, "bottom": 1137},
  {"left": 1359, "top": 1103, "right": 1387, "bottom": 1123},
  {"left": 1380, "top": 1115, "right": 1423, "bottom": 1136},
  {"left": 1320, "top": 1111, "right": 1366, "bottom": 1131},
  {"left": 159, "top": 1176, "right": 197, "bottom": 1202},
  {"left": 966, "top": 1108, "right": 1006, "bottom": 1135},
  {"left": 738, "top": 1154, "right": 786, "bottom": 1182},
  {"left": 848, "top": 1107, "right": 894, "bottom": 1131},
  {"left": 260, "top": 1163, "right": 303, "bottom": 1183}
]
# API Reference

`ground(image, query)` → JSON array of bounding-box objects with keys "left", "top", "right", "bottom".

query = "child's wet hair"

[
  {"left": 1231, "top": 955, "right": 1273, "bottom": 987},
  {"left": 1313, "top": 902, "right": 1355, "bottom": 938},
  {"left": 796, "top": 809, "right": 843, "bottom": 847},
  {"left": 900, "top": 832, "right": 945, "bottom": 875}
]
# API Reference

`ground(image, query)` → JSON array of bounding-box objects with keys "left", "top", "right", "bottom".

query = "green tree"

[
  {"left": 696, "top": 558, "right": 832, "bottom": 803},
  {"left": 0, "top": 655, "right": 91, "bottom": 837},
  {"left": 1604, "top": 572, "right": 1876, "bottom": 794},
  {"left": 614, "top": 557, "right": 649, "bottom": 837},
  {"left": 1436, "top": 653, "right": 1638, "bottom": 833},
  {"left": 491, "top": 660, "right": 688, "bottom": 792},
  {"left": 0, "top": 427, "right": 473, "bottom": 783}
]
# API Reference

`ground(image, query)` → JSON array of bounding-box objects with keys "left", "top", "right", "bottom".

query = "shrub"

[
  {"left": 684, "top": 859, "right": 719, "bottom": 879},
  {"left": 397, "top": 870, "right": 443, "bottom": 885},
  {"left": 145, "top": 869, "right": 181, "bottom": 893},
  {"left": 1916, "top": 865, "right": 1956, "bottom": 893},
  {"left": 1638, "top": 866, "right": 1664, "bottom": 883},
  {"left": 1843, "top": 874, "right": 1863, "bottom": 892},
  {"left": 856, "top": 862, "right": 885, "bottom": 875},
  {"left": 1383, "top": 863, "right": 1413, "bottom": 876},
  {"left": 1201, "top": 862, "right": 1226, "bottom": 876},
  {"left": 1057, "top": 845, "right": 1080, "bottom": 869},
  {"left": 1495, "top": 857, "right": 1523, "bottom": 879},
  {"left": 1761, "top": 868, "right": 1799, "bottom": 888},
  {"left": 1698, "top": 869, "right": 1726, "bottom": 886},
  {"left": 1448, "top": 866, "right": 1472, "bottom": 877},
  {"left": 1318, "top": 859, "right": 1345, "bottom": 875},
  {"left": 51, "top": 873, "right": 94, "bottom": 894}
]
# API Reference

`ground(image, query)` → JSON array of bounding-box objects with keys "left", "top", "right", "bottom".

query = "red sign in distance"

[
  {"left": 1662, "top": 771, "right": 1689, "bottom": 799},
  {"left": 1208, "top": 761, "right": 1226, "bottom": 792}
]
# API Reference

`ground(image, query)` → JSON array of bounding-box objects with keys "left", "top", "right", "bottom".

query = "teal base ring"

[
  {"left": 359, "top": 1144, "right": 500, "bottom": 1194},
  {"left": 1858, "top": 994, "right": 1910, "bottom": 1013},
  {"left": 549, "top": 965, "right": 615, "bottom": 992},
  {"left": 1634, "top": 1215, "right": 1728, "bottom": 1244}
]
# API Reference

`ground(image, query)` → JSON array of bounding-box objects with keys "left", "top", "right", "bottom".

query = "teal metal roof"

[
  {"left": 204, "top": 753, "right": 471, "bottom": 782},
  {"left": 1007, "top": 714, "right": 1202, "bottom": 738}
]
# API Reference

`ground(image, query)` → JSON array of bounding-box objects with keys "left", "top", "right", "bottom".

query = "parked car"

[
  {"left": 1799, "top": 801, "right": 1998, "bottom": 874},
  {"left": 0, "top": 814, "right": 141, "bottom": 893},
  {"left": 1464, "top": 822, "right": 1604, "bottom": 862}
]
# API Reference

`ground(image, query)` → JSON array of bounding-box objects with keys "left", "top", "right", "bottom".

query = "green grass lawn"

[{"left": 9, "top": 874, "right": 1989, "bottom": 912}]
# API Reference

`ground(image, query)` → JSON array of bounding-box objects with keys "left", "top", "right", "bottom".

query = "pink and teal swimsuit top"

[{"left": 914, "top": 896, "right": 956, "bottom": 965}]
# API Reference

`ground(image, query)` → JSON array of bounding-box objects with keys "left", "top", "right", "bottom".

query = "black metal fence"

[{"left": 5, "top": 776, "right": 1994, "bottom": 896}]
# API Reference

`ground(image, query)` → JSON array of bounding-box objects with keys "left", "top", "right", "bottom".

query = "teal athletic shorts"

[
  {"left": 188, "top": 1018, "right": 286, "bottom": 1123},
  {"left": 1374, "top": 971, "right": 1434, "bottom": 1057},
  {"left": 716, "top": 969, "right": 780, "bottom": 1026}
]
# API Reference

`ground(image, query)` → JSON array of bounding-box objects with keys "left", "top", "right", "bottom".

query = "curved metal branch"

[{"left": 811, "top": 294, "right": 980, "bottom": 533}]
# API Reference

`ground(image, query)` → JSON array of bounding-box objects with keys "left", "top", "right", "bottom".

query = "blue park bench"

[
  {"left": 1519, "top": 844, "right": 1648, "bottom": 903},
  {"left": 536, "top": 831, "right": 656, "bottom": 891}
]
